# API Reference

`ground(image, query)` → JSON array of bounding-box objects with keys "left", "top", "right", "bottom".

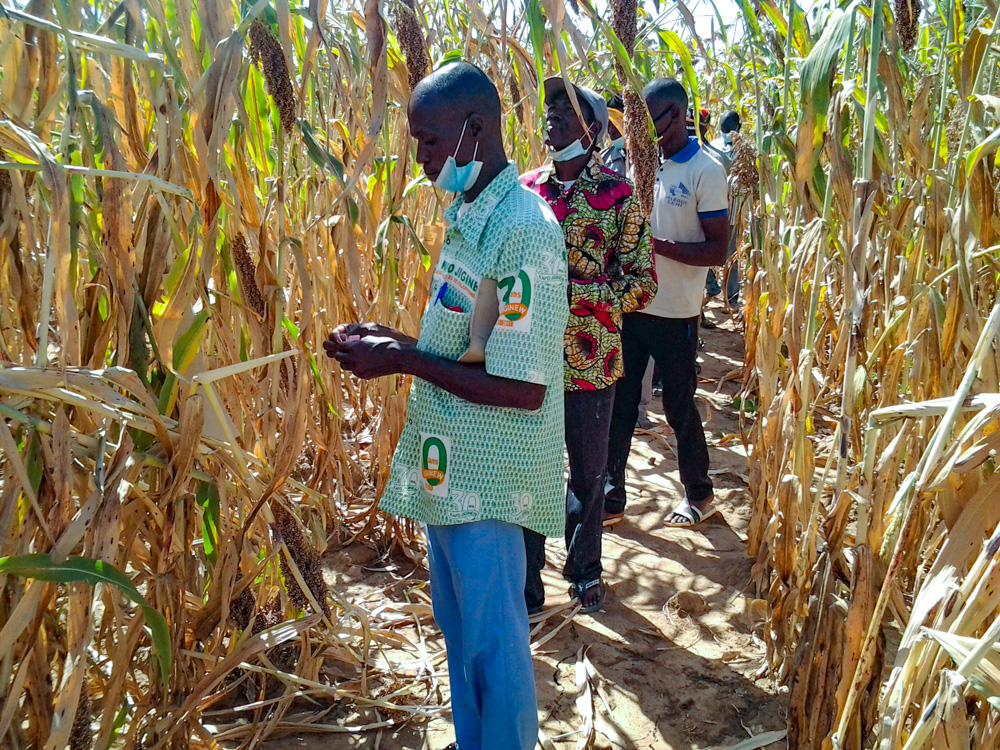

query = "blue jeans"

[{"left": 426, "top": 521, "right": 538, "bottom": 750}]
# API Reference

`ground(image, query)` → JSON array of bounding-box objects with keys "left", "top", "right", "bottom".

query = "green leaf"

[
  {"left": 658, "top": 30, "right": 699, "bottom": 110},
  {"left": 173, "top": 309, "right": 211, "bottom": 373},
  {"left": 390, "top": 214, "right": 432, "bottom": 269},
  {"left": 281, "top": 316, "right": 300, "bottom": 339},
  {"left": 297, "top": 119, "right": 345, "bottom": 184},
  {"left": 525, "top": 0, "right": 546, "bottom": 86},
  {"left": 437, "top": 49, "right": 464, "bottom": 66},
  {"left": 0, "top": 555, "right": 172, "bottom": 688},
  {"left": 967, "top": 124, "right": 1000, "bottom": 177},
  {"left": 25, "top": 431, "right": 43, "bottom": 497},
  {"left": 197, "top": 481, "right": 220, "bottom": 567}
]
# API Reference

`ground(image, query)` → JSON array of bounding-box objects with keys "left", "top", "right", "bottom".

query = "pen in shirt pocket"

[{"left": 435, "top": 282, "right": 465, "bottom": 313}]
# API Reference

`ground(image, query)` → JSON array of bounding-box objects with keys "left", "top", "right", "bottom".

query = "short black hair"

[
  {"left": 642, "top": 78, "right": 688, "bottom": 111},
  {"left": 547, "top": 86, "right": 596, "bottom": 126},
  {"left": 411, "top": 61, "right": 502, "bottom": 126},
  {"left": 720, "top": 110, "right": 741, "bottom": 133},
  {"left": 607, "top": 93, "right": 623, "bottom": 112}
]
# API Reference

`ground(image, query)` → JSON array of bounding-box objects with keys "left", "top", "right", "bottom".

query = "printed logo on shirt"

[
  {"left": 668, "top": 182, "right": 691, "bottom": 198},
  {"left": 496, "top": 268, "right": 534, "bottom": 332},
  {"left": 658, "top": 179, "right": 693, "bottom": 209},
  {"left": 437, "top": 257, "right": 479, "bottom": 303},
  {"left": 420, "top": 434, "right": 451, "bottom": 497}
]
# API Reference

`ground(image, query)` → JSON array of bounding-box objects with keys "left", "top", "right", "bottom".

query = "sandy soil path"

[{"left": 259, "top": 301, "right": 787, "bottom": 750}]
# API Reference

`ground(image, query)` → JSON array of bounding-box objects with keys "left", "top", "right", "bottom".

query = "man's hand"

[
  {"left": 323, "top": 322, "right": 546, "bottom": 410},
  {"left": 652, "top": 215, "right": 729, "bottom": 267},
  {"left": 326, "top": 336, "right": 413, "bottom": 380},
  {"left": 326, "top": 322, "right": 414, "bottom": 346}
]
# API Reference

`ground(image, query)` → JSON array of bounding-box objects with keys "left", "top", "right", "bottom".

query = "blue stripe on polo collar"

[{"left": 670, "top": 136, "right": 702, "bottom": 163}]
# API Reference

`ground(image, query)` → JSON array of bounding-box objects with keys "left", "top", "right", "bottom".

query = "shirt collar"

[
  {"left": 668, "top": 136, "right": 701, "bottom": 164},
  {"left": 444, "top": 162, "right": 521, "bottom": 246}
]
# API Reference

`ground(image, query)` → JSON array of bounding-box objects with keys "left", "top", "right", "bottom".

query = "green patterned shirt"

[{"left": 379, "top": 163, "right": 569, "bottom": 537}]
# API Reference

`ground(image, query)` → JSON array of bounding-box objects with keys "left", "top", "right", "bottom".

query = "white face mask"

[
  {"left": 433, "top": 119, "right": 483, "bottom": 193},
  {"left": 549, "top": 137, "right": 588, "bottom": 162}
]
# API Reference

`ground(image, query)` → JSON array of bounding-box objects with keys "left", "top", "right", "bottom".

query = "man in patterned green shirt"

[{"left": 324, "top": 62, "right": 567, "bottom": 750}]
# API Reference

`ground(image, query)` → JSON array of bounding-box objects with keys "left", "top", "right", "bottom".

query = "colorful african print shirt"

[
  {"left": 522, "top": 155, "right": 657, "bottom": 391},
  {"left": 379, "top": 163, "right": 570, "bottom": 538}
]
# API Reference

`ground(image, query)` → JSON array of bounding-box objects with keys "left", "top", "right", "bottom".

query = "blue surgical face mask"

[
  {"left": 434, "top": 119, "right": 483, "bottom": 193},
  {"left": 611, "top": 136, "right": 625, "bottom": 150}
]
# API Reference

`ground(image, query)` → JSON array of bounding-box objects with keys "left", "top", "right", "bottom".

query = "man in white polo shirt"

[{"left": 604, "top": 78, "right": 729, "bottom": 528}]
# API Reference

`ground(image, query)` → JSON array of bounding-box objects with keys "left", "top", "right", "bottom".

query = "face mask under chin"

[
  {"left": 433, "top": 119, "right": 484, "bottom": 193},
  {"left": 549, "top": 129, "right": 595, "bottom": 162}
]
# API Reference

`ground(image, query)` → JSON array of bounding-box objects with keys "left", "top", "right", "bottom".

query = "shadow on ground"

[{"left": 257, "top": 301, "right": 786, "bottom": 750}]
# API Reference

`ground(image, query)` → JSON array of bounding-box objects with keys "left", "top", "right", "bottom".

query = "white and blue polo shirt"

[{"left": 643, "top": 136, "right": 729, "bottom": 319}]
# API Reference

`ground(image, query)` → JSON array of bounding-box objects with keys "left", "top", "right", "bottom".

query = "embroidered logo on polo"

[
  {"left": 496, "top": 267, "right": 534, "bottom": 332},
  {"left": 420, "top": 434, "right": 451, "bottom": 497}
]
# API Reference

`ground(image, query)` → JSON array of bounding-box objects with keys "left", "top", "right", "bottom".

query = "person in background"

[
  {"left": 605, "top": 78, "right": 729, "bottom": 529},
  {"left": 325, "top": 61, "right": 568, "bottom": 750},
  {"left": 522, "top": 77, "right": 657, "bottom": 609},
  {"left": 688, "top": 107, "right": 728, "bottom": 168},
  {"left": 601, "top": 93, "right": 628, "bottom": 178},
  {"left": 688, "top": 107, "right": 729, "bottom": 327},
  {"left": 712, "top": 110, "right": 741, "bottom": 157},
  {"left": 601, "top": 93, "right": 659, "bottom": 434},
  {"left": 706, "top": 110, "right": 742, "bottom": 308}
]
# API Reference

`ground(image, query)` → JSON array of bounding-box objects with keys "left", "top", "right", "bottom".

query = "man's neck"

[
  {"left": 659, "top": 130, "right": 691, "bottom": 162},
  {"left": 553, "top": 151, "right": 590, "bottom": 183},
  {"left": 463, "top": 148, "right": 508, "bottom": 203}
]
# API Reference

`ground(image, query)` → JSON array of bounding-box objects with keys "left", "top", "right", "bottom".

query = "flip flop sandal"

[
  {"left": 603, "top": 511, "right": 624, "bottom": 527},
  {"left": 664, "top": 498, "right": 718, "bottom": 528},
  {"left": 569, "top": 579, "right": 605, "bottom": 614}
]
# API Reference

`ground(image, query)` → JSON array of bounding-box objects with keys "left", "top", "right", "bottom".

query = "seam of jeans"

[{"left": 496, "top": 522, "right": 523, "bottom": 750}]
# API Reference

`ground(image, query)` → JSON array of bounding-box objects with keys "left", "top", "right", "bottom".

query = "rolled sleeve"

[
  {"left": 484, "top": 217, "right": 568, "bottom": 386},
  {"left": 696, "top": 160, "right": 730, "bottom": 215}
]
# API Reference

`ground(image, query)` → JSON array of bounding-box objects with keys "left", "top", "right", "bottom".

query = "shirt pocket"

[{"left": 418, "top": 300, "right": 472, "bottom": 361}]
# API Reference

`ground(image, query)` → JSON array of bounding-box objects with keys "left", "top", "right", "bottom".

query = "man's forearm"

[
  {"left": 398, "top": 348, "right": 546, "bottom": 410},
  {"left": 652, "top": 238, "right": 728, "bottom": 267}
]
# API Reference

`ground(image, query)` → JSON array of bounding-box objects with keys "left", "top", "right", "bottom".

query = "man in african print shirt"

[{"left": 521, "top": 78, "right": 657, "bottom": 614}]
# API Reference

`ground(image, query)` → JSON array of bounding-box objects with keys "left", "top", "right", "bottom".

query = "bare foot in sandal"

[
  {"left": 665, "top": 495, "right": 717, "bottom": 527},
  {"left": 569, "top": 579, "right": 604, "bottom": 613}
]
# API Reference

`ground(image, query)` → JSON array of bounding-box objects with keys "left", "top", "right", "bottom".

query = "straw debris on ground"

[{"left": 1, "top": 0, "right": 999, "bottom": 748}]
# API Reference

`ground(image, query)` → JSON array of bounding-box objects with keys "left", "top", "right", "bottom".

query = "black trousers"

[
  {"left": 524, "top": 386, "right": 616, "bottom": 611},
  {"left": 605, "top": 313, "right": 713, "bottom": 515}
]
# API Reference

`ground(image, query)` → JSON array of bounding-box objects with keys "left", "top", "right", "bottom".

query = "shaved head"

[
  {"left": 407, "top": 61, "right": 507, "bottom": 193},
  {"left": 642, "top": 78, "right": 688, "bottom": 113},
  {"left": 642, "top": 77, "right": 689, "bottom": 149},
  {"left": 410, "top": 61, "right": 502, "bottom": 131}
]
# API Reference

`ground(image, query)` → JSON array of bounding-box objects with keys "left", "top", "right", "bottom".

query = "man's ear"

[{"left": 466, "top": 113, "right": 485, "bottom": 138}]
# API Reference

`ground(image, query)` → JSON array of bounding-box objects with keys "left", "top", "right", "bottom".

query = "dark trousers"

[
  {"left": 606, "top": 313, "right": 713, "bottom": 515},
  {"left": 524, "top": 386, "right": 616, "bottom": 611}
]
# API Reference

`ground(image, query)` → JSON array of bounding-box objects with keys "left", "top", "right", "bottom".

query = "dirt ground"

[{"left": 260, "top": 301, "right": 787, "bottom": 750}]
